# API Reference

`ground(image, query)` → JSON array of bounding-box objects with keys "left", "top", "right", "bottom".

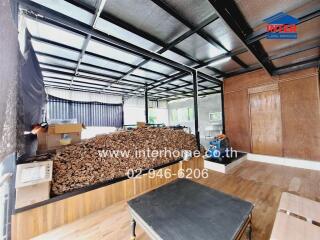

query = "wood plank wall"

[
  {"left": 224, "top": 67, "right": 320, "bottom": 161},
  {"left": 11, "top": 157, "right": 204, "bottom": 240}
]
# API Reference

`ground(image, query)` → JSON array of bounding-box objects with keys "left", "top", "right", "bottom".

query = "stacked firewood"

[{"left": 50, "top": 127, "right": 198, "bottom": 195}]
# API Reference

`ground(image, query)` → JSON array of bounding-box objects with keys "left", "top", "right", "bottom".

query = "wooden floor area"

[{"left": 33, "top": 161, "right": 320, "bottom": 240}]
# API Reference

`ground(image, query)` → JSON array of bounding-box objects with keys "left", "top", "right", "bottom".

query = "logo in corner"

[{"left": 264, "top": 12, "right": 299, "bottom": 39}]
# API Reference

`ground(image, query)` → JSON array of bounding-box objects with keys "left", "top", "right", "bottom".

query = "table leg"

[
  {"left": 131, "top": 218, "right": 136, "bottom": 240},
  {"left": 246, "top": 220, "right": 252, "bottom": 240}
]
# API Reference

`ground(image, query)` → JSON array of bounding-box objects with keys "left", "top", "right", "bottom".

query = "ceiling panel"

[
  {"left": 82, "top": 54, "right": 131, "bottom": 72},
  {"left": 39, "top": 64, "right": 74, "bottom": 74},
  {"left": 236, "top": 51, "right": 259, "bottom": 66},
  {"left": 76, "top": 72, "right": 115, "bottom": 82},
  {"left": 32, "top": 39, "right": 80, "bottom": 60},
  {"left": 143, "top": 61, "right": 176, "bottom": 75},
  {"left": 95, "top": 18, "right": 161, "bottom": 52},
  {"left": 43, "top": 77, "right": 71, "bottom": 85},
  {"left": 78, "top": 65, "right": 123, "bottom": 78},
  {"left": 25, "top": 17, "right": 86, "bottom": 49},
  {"left": 77, "top": 0, "right": 99, "bottom": 8},
  {"left": 161, "top": 0, "right": 215, "bottom": 26},
  {"left": 31, "top": 0, "right": 94, "bottom": 25},
  {"left": 132, "top": 69, "right": 163, "bottom": 80},
  {"left": 203, "top": 19, "right": 243, "bottom": 51},
  {"left": 86, "top": 39, "right": 143, "bottom": 65},
  {"left": 210, "top": 59, "right": 241, "bottom": 73},
  {"left": 42, "top": 71, "right": 73, "bottom": 80},
  {"left": 199, "top": 68, "right": 217, "bottom": 76},
  {"left": 124, "top": 75, "right": 151, "bottom": 84},
  {"left": 161, "top": 50, "right": 193, "bottom": 65},
  {"left": 176, "top": 34, "right": 225, "bottom": 61},
  {"left": 36, "top": 55, "right": 77, "bottom": 69},
  {"left": 102, "top": 0, "right": 189, "bottom": 43}
]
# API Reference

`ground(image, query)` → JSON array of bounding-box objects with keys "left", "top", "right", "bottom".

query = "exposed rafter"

[
  {"left": 151, "top": 0, "right": 248, "bottom": 69},
  {"left": 208, "top": 0, "right": 275, "bottom": 75}
]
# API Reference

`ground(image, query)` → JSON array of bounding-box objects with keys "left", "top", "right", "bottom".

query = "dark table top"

[{"left": 128, "top": 179, "right": 253, "bottom": 240}]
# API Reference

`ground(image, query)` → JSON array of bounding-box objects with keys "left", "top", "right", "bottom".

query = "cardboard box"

[
  {"left": 15, "top": 182, "right": 50, "bottom": 209},
  {"left": 137, "top": 122, "right": 146, "bottom": 128},
  {"left": 37, "top": 123, "right": 82, "bottom": 152}
]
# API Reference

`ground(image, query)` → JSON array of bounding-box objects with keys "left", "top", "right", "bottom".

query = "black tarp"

[{"left": 20, "top": 33, "right": 46, "bottom": 131}]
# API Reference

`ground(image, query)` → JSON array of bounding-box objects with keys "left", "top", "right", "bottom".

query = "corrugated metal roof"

[{"left": 16, "top": 0, "right": 320, "bottom": 100}]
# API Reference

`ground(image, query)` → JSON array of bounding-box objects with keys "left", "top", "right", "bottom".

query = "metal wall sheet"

[{"left": 47, "top": 95, "right": 123, "bottom": 127}]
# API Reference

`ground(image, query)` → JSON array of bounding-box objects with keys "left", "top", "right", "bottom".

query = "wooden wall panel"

[
  {"left": 224, "top": 69, "right": 277, "bottom": 93},
  {"left": 11, "top": 157, "right": 204, "bottom": 240},
  {"left": 249, "top": 87, "right": 283, "bottom": 156},
  {"left": 224, "top": 90, "right": 251, "bottom": 152},
  {"left": 280, "top": 75, "right": 320, "bottom": 161},
  {"left": 223, "top": 67, "right": 319, "bottom": 160}
]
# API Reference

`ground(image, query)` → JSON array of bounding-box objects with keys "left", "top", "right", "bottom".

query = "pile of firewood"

[{"left": 50, "top": 127, "right": 198, "bottom": 195}]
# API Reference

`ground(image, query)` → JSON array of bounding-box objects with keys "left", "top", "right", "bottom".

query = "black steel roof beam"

[
  {"left": 32, "top": 35, "right": 178, "bottom": 77},
  {"left": 18, "top": 0, "right": 193, "bottom": 73},
  {"left": 40, "top": 65, "right": 142, "bottom": 86},
  {"left": 45, "top": 84, "right": 110, "bottom": 95},
  {"left": 112, "top": 13, "right": 220, "bottom": 86},
  {"left": 43, "top": 76, "right": 135, "bottom": 92},
  {"left": 269, "top": 42, "right": 320, "bottom": 61},
  {"left": 21, "top": 3, "right": 224, "bottom": 96},
  {"left": 44, "top": 78, "right": 162, "bottom": 97},
  {"left": 208, "top": 0, "right": 275, "bottom": 75},
  {"left": 65, "top": 0, "right": 204, "bottom": 64},
  {"left": 30, "top": 35, "right": 198, "bottom": 90},
  {"left": 40, "top": 64, "right": 197, "bottom": 95},
  {"left": 37, "top": 57, "right": 161, "bottom": 83},
  {"left": 144, "top": 70, "right": 222, "bottom": 95},
  {"left": 273, "top": 57, "right": 320, "bottom": 75},
  {"left": 37, "top": 56, "right": 197, "bottom": 95},
  {"left": 156, "top": 90, "right": 222, "bottom": 101},
  {"left": 151, "top": 0, "right": 248, "bottom": 69},
  {"left": 70, "top": 0, "right": 107, "bottom": 88},
  {"left": 148, "top": 78, "right": 220, "bottom": 97},
  {"left": 43, "top": 80, "right": 129, "bottom": 93},
  {"left": 246, "top": 7, "right": 320, "bottom": 44},
  {"left": 41, "top": 68, "right": 145, "bottom": 89},
  {"left": 224, "top": 64, "right": 262, "bottom": 78}
]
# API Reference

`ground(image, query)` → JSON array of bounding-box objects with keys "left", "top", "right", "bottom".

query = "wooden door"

[{"left": 249, "top": 84, "right": 283, "bottom": 156}]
